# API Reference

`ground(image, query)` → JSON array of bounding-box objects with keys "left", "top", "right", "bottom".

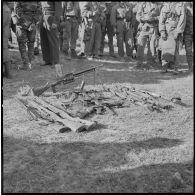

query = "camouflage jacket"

[
  {"left": 14, "top": 1, "right": 42, "bottom": 26},
  {"left": 136, "top": 2, "right": 160, "bottom": 27},
  {"left": 110, "top": 2, "right": 134, "bottom": 27},
  {"left": 62, "top": 1, "right": 81, "bottom": 19},
  {"left": 159, "top": 2, "right": 186, "bottom": 34}
]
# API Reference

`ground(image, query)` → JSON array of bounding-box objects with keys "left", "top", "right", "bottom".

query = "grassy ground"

[{"left": 2, "top": 43, "right": 194, "bottom": 193}]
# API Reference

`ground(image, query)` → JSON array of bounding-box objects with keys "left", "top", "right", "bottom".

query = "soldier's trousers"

[
  {"left": 3, "top": 4, "right": 11, "bottom": 63},
  {"left": 100, "top": 19, "right": 114, "bottom": 55},
  {"left": 137, "top": 26, "right": 158, "bottom": 62},
  {"left": 116, "top": 20, "right": 134, "bottom": 57},
  {"left": 40, "top": 19, "right": 60, "bottom": 65},
  {"left": 79, "top": 22, "right": 86, "bottom": 54},
  {"left": 16, "top": 27, "right": 36, "bottom": 65},
  {"left": 184, "top": 34, "right": 193, "bottom": 68},
  {"left": 34, "top": 24, "right": 40, "bottom": 48},
  {"left": 62, "top": 17, "right": 79, "bottom": 52},
  {"left": 85, "top": 22, "right": 102, "bottom": 56}
]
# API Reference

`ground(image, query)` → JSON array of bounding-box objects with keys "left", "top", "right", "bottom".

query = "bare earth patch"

[{"left": 3, "top": 47, "right": 193, "bottom": 193}]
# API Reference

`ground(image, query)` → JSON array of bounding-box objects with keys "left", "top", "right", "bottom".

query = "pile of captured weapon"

[{"left": 15, "top": 82, "right": 184, "bottom": 133}]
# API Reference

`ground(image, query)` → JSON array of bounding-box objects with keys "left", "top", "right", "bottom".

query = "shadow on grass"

[{"left": 3, "top": 135, "right": 190, "bottom": 193}]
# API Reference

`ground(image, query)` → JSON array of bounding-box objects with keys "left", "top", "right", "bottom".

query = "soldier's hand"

[
  {"left": 29, "top": 23, "right": 36, "bottom": 31},
  {"left": 51, "top": 23, "right": 57, "bottom": 29},
  {"left": 60, "top": 21, "right": 66, "bottom": 29},
  {"left": 16, "top": 26, "right": 22, "bottom": 37}
]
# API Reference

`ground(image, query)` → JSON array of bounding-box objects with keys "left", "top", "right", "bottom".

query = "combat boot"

[{"left": 3, "top": 61, "right": 12, "bottom": 79}]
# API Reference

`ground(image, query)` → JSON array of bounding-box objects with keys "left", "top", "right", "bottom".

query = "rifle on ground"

[{"left": 32, "top": 64, "right": 103, "bottom": 96}]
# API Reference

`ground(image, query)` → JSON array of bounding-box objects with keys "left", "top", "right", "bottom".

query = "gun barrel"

[{"left": 74, "top": 64, "right": 103, "bottom": 78}]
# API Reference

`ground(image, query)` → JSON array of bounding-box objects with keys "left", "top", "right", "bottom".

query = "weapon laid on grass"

[{"left": 32, "top": 64, "right": 103, "bottom": 96}]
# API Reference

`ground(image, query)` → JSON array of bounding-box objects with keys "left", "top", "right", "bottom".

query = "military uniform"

[
  {"left": 183, "top": 3, "right": 193, "bottom": 71},
  {"left": 61, "top": 1, "right": 81, "bottom": 58},
  {"left": 136, "top": 2, "right": 160, "bottom": 65},
  {"left": 80, "top": 2, "right": 105, "bottom": 58},
  {"left": 78, "top": 1, "right": 90, "bottom": 56},
  {"left": 99, "top": 2, "right": 117, "bottom": 57},
  {"left": 159, "top": 2, "right": 186, "bottom": 73},
  {"left": 111, "top": 2, "right": 134, "bottom": 60},
  {"left": 3, "top": 2, "right": 12, "bottom": 78},
  {"left": 40, "top": 2, "right": 63, "bottom": 78},
  {"left": 14, "top": 1, "right": 42, "bottom": 69}
]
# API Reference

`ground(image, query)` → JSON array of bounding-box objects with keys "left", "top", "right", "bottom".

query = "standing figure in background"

[
  {"left": 83, "top": 2, "right": 105, "bottom": 59},
  {"left": 14, "top": 1, "right": 42, "bottom": 70},
  {"left": 3, "top": 2, "right": 12, "bottom": 78},
  {"left": 159, "top": 2, "right": 186, "bottom": 74},
  {"left": 40, "top": 2, "right": 63, "bottom": 78},
  {"left": 136, "top": 2, "right": 160, "bottom": 68},
  {"left": 111, "top": 2, "right": 134, "bottom": 62},
  {"left": 183, "top": 2, "right": 193, "bottom": 72},
  {"left": 61, "top": 1, "right": 81, "bottom": 59},
  {"left": 99, "top": 2, "right": 117, "bottom": 58}
]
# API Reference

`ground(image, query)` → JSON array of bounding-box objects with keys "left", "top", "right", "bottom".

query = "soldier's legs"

[
  {"left": 70, "top": 19, "right": 79, "bottom": 58},
  {"left": 148, "top": 32, "right": 158, "bottom": 62},
  {"left": 87, "top": 24, "right": 96, "bottom": 56},
  {"left": 27, "top": 29, "right": 36, "bottom": 64},
  {"left": 46, "top": 28, "right": 60, "bottom": 65},
  {"left": 93, "top": 23, "right": 102, "bottom": 56},
  {"left": 137, "top": 32, "right": 148, "bottom": 64},
  {"left": 34, "top": 24, "right": 40, "bottom": 55},
  {"left": 40, "top": 19, "right": 51, "bottom": 64},
  {"left": 184, "top": 34, "right": 193, "bottom": 70},
  {"left": 79, "top": 22, "right": 86, "bottom": 54},
  {"left": 99, "top": 29, "right": 106, "bottom": 54},
  {"left": 16, "top": 27, "right": 30, "bottom": 67},
  {"left": 125, "top": 28, "right": 133, "bottom": 57},
  {"left": 107, "top": 21, "right": 114, "bottom": 55},
  {"left": 62, "top": 20, "right": 71, "bottom": 53},
  {"left": 116, "top": 21, "right": 125, "bottom": 58}
]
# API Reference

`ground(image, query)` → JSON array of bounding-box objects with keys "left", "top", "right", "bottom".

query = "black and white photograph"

[{"left": 2, "top": 1, "right": 193, "bottom": 193}]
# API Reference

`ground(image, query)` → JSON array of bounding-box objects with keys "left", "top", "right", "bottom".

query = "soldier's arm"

[
  {"left": 14, "top": 2, "right": 22, "bottom": 16},
  {"left": 176, "top": 5, "right": 186, "bottom": 34},
  {"left": 136, "top": 4, "right": 144, "bottom": 23},
  {"left": 110, "top": 5, "right": 117, "bottom": 27}
]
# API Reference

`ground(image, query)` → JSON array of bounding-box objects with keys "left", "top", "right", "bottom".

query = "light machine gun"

[{"left": 32, "top": 64, "right": 103, "bottom": 96}]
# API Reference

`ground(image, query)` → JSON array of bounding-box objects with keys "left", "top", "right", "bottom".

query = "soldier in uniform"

[
  {"left": 85, "top": 2, "right": 105, "bottom": 59},
  {"left": 14, "top": 1, "right": 42, "bottom": 70},
  {"left": 159, "top": 2, "right": 186, "bottom": 74},
  {"left": 3, "top": 2, "right": 12, "bottom": 78},
  {"left": 99, "top": 2, "right": 117, "bottom": 58},
  {"left": 60, "top": 1, "right": 81, "bottom": 59},
  {"left": 136, "top": 2, "right": 160, "bottom": 67},
  {"left": 40, "top": 2, "right": 63, "bottom": 78},
  {"left": 183, "top": 2, "right": 193, "bottom": 71},
  {"left": 78, "top": 1, "right": 90, "bottom": 57},
  {"left": 110, "top": 2, "right": 134, "bottom": 62}
]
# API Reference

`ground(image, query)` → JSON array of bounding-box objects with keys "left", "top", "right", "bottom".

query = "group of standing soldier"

[{"left": 3, "top": 1, "right": 193, "bottom": 79}]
